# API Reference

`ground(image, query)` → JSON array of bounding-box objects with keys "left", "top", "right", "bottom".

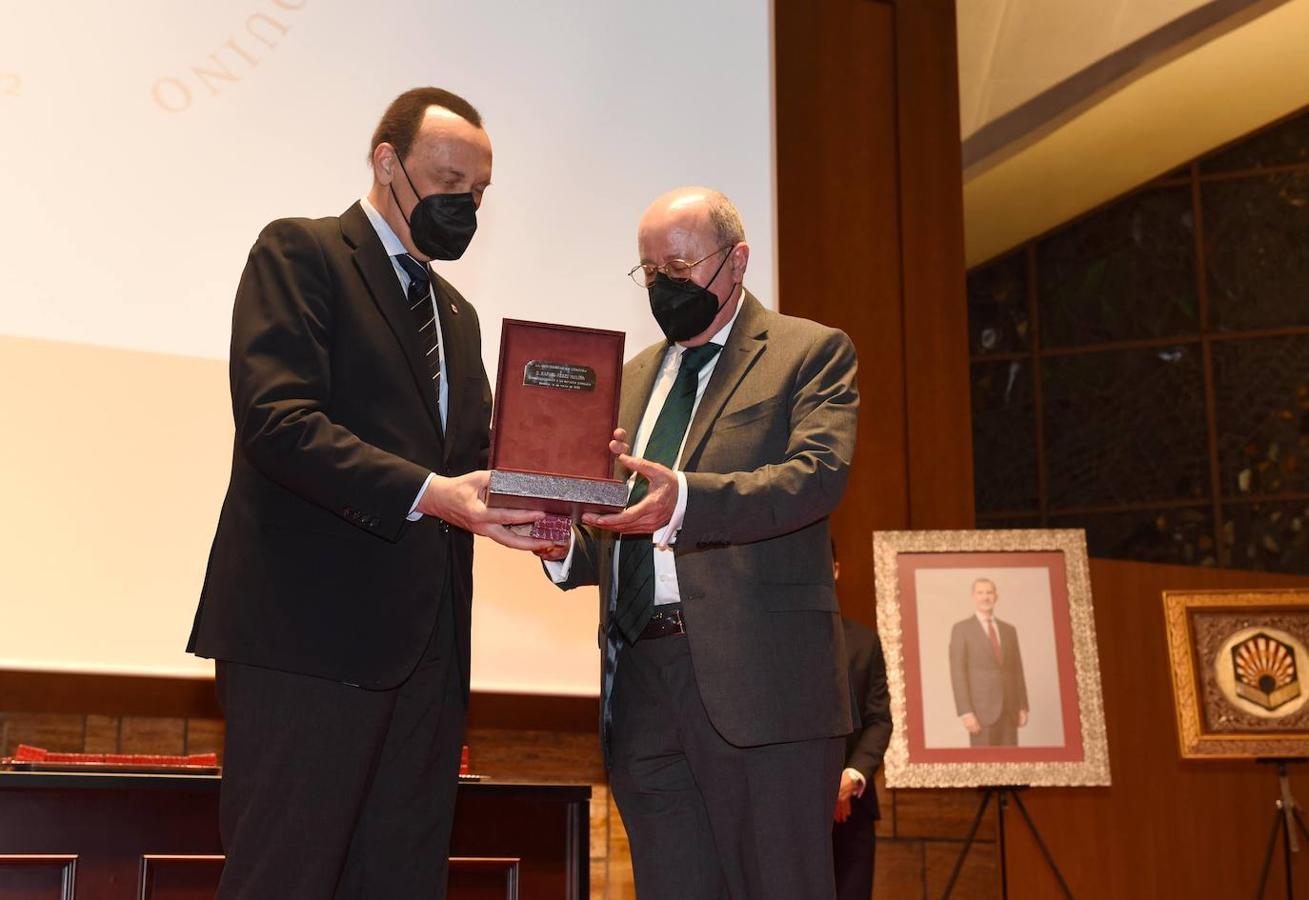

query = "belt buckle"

[{"left": 642, "top": 606, "right": 685, "bottom": 640}]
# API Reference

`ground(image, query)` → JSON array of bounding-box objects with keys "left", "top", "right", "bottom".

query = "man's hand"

[
  {"left": 961, "top": 712, "right": 982, "bottom": 735},
  {"left": 834, "top": 768, "right": 862, "bottom": 823},
  {"left": 1018, "top": 709, "right": 1029, "bottom": 728},
  {"left": 838, "top": 769, "right": 861, "bottom": 803},
  {"left": 608, "top": 427, "right": 631, "bottom": 457},
  {"left": 583, "top": 453, "right": 678, "bottom": 535},
  {"left": 415, "top": 470, "right": 554, "bottom": 551}
]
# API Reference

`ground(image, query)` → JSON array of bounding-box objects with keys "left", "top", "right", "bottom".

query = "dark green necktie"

[{"left": 613, "top": 342, "right": 723, "bottom": 643}]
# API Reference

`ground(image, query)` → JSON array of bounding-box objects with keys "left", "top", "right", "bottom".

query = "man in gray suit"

[
  {"left": 949, "top": 577, "right": 1030, "bottom": 746},
  {"left": 540, "top": 186, "right": 858, "bottom": 899}
]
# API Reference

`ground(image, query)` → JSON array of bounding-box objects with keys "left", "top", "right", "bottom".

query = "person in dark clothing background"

[{"left": 832, "top": 541, "right": 893, "bottom": 900}]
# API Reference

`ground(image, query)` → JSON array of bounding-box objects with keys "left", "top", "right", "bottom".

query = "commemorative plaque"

[{"left": 486, "top": 319, "right": 627, "bottom": 539}]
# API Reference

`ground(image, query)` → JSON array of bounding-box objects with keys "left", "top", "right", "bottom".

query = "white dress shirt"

[
  {"left": 359, "top": 197, "right": 446, "bottom": 519},
  {"left": 546, "top": 292, "right": 745, "bottom": 607}
]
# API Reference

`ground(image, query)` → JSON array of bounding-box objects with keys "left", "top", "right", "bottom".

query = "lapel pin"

[{"left": 450, "top": 302, "right": 459, "bottom": 315}]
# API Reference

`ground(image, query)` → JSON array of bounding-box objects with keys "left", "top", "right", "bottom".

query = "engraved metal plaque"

[{"left": 523, "top": 360, "right": 596, "bottom": 392}]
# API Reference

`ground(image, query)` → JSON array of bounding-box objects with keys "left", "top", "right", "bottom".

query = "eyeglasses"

[{"left": 627, "top": 246, "right": 733, "bottom": 288}]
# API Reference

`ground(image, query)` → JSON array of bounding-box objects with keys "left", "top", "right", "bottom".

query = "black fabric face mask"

[
  {"left": 390, "top": 155, "right": 477, "bottom": 260},
  {"left": 647, "top": 248, "right": 735, "bottom": 343}
]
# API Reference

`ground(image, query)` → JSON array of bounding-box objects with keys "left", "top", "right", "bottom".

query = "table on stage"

[{"left": 0, "top": 771, "right": 589, "bottom": 899}]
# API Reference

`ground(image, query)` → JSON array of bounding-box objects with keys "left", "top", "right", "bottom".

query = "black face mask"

[
  {"left": 390, "top": 155, "right": 477, "bottom": 260},
  {"left": 648, "top": 248, "right": 735, "bottom": 343}
]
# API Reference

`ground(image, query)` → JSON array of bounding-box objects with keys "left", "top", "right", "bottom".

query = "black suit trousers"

[
  {"left": 833, "top": 790, "right": 878, "bottom": 900},
  {"left": 215, "top": 595, "right": 464, "bottom": 899},
  {"left": 609, "top": 632, "right": 843, "bottom": 900}
]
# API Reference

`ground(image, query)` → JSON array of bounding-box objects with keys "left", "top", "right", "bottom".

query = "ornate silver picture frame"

[{"left": 874, "top": 529, "right": 1111, "bottom": 788}]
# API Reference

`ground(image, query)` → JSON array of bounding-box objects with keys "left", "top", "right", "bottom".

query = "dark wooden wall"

[
  {"left": 774, "top": 0, "right": 974, "bottom": 630},
  {"left": 1011, "top": 559, "right": 1309, "bottom": 900}
]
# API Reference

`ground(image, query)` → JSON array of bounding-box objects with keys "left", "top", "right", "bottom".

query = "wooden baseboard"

[{"left": 0, "top": 670, "right": 598, "bottom": 733}]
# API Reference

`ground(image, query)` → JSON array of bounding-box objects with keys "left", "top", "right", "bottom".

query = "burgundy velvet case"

[{"left": 486, "top": 319, "right": 627, "bottom": 521}]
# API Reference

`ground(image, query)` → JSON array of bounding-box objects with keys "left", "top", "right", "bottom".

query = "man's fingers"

[
  {"left": 584, "top": 501, "right": 655, "bottom": 529},
  {"left": 617, "top": 453, "right": 666, "bottom": 479},
  {"left": 583, "top": 509, "right": 636, "bottom": 528},
  {"left": 485, "top": 524, "right": 555, "bottom": 552},
  {"left": 481, "top": 506, "right": 547, "bottom": 526}
]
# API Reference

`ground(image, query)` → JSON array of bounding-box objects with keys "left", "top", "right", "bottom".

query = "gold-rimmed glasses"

[{"left": 627, "top": 246, "right": 732, "bottom": 288}]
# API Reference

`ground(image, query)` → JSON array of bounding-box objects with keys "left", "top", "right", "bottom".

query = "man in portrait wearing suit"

[
  {"left": 540, "top": 187, "right": 860, "bottom": 899},
  {"left": 949, "top": 577, "right": 1030, "bottom": 746},
  {"left": 830, "top": 545, "right": 892, "bottom": 900},
  {"left": 188, "top": 87, "right": 550, "bottom": 899}
]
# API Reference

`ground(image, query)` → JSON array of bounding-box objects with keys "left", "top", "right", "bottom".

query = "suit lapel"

[
  {"left": 680, "top": 291, "right": 768, "bottom": 465},
  {"left": 340, "top": 203, "right": 444, "bottom": 443}
]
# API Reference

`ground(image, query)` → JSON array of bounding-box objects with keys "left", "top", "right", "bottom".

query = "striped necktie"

[
  {"left": 394, "top": 253, "right": 441, "bottom": 420},
  {"left": 612, "top": 342, "right": 722, "bottom": 643}
]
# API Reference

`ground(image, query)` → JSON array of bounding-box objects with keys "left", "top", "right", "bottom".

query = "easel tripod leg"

[
  {"left": 941, "top": 789, "right": 994, "bottom": 900},
  {"left": 1255, "top": 805, "right": 1283, "bottom": 900},
  {"left": 1009, "top": 790, "right": 1074, "bottom": 899}
]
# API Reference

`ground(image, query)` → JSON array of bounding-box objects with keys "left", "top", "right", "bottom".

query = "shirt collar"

[{"left": 360, "top": 196, "right": 409, "bottom": 259}]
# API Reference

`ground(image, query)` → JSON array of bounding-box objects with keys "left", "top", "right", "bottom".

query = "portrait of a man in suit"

[{"left": 949, "top": 577, "right": 1030, "bottom": 746}]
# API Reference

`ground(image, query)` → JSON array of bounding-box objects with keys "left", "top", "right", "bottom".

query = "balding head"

[
  {"left": 637, "top": 186, "right": 751, "bottom": 346},
  {"left": 639, "top": 187, "right": 745, "bottom": 252}
]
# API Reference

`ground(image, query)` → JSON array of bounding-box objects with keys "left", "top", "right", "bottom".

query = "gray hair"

[{"left": 706, "top": 191, "right": 746, "bottom": 247}]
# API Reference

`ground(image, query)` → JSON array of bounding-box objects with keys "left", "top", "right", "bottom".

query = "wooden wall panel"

[
  {"left": 775, "top": 0, "right": 907, "bottom": 627},
  {"left": 1006, "top": 558, "right": 1309, "bottom": 899},
  {"left": 775, "top": 0, "right": 972, "bottom": 628},
  {"left": 894, "top": 0, "right": 974, "bottom": 530},
  {"left": 139, "top": 855, "right": 224, "bottom": 900},
  {"left": 0, "top": 855, "right": 75, "bottom": 900}
]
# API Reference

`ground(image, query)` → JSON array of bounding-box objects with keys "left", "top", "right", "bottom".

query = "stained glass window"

[{"left": 968, "top": 105, "right": 1309, "bottom": 573}]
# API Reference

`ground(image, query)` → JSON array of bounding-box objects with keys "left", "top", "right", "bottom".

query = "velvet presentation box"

[{"left": 486, "top": 320, "right": 627, "bottom": 535}]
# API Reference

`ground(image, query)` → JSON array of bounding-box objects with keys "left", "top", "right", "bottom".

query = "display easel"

[
  {"left": 1254, "top": 759, "right": 1309, "bottom": 900},
  {"left": 940, "top": 785, "right": 1074, "bottom": 900}
]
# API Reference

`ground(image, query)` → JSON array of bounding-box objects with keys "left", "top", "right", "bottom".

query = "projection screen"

[{"left": 0, "top": 0, "right": 775, "bottom": 694}]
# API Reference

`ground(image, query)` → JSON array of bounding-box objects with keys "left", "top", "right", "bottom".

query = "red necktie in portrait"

[{"left": 986, "top": 617, "right": 1003, "bottom": 665}]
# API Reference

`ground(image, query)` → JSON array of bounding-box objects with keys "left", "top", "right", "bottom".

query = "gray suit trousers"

[{"left": 609, "top": 633, "right": 843, "bottom": 900}]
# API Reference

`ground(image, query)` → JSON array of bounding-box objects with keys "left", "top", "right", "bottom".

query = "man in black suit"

[
  {"left": 542, "top": 187, "right": 859, "bottom": 899},
  {"left": 831, "top": 549, "right": 892, "bottom": 900},
  {"left": 188, "top": 87, "right": 549, "bottom": 899},
  {"left": 949, "top": 577, "right": 1030, "bottom": 746}
]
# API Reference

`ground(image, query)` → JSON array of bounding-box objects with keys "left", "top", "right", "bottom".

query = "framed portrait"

[
  {"left": 873, "top": 529, "right": 1110, "bottom": 788},
  {"left": 1163, "top": 589, "right": 1309, "bottom": 760}
]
